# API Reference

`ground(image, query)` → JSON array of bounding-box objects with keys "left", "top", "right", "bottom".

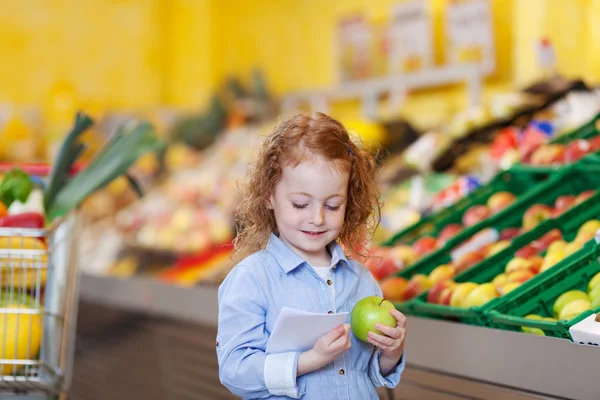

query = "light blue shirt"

[{"left": 217, "top": 233, "right": 405, "bottom": 399}]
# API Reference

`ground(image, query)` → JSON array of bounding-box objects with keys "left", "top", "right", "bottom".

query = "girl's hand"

[
  {"left": 298, "top": 324, "right": 351, "bottom": 376},
  {"left": 367, "top": 308, "right": 406, "bottom": 358}
]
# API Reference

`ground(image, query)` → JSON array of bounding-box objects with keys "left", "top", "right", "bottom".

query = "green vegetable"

[
  {"left": 0, "top": 168, "right": 34, "bottom": 207},
  {"left": 46, "top": 119, "right": 163, "bottom": 222}
]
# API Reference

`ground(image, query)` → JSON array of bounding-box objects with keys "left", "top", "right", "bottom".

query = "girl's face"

[{"left": 269, "top": 156, "right": 349, "bottom": 266}]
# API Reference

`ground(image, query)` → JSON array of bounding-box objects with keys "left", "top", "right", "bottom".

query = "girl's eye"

[
  {"left": 292, "top": 203, "right": 308, "bottom": 209},
  {"left": 326, "top": 205, "right": 341, "bottom": 211}
]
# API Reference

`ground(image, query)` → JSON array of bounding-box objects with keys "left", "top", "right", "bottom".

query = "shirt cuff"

[
  {"left": 264, "top": 352, "right": 302, "bottom": 398},
  {"left": 369, "top": 350, "right": 405, "bottom": 388}
]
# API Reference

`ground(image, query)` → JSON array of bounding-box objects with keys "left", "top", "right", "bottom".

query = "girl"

[{"left": 217, "top": 113, "right": 406, "bottom": 399}]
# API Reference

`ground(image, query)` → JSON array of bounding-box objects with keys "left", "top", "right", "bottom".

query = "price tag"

[
  {"left": 446, "top": 0, "right": 495, "bottom": 72},
  {"left": 388, "top": 1, "right": 432, "bottom": 75}
]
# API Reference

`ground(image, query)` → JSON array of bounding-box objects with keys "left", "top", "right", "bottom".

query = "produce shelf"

[{"left": 79, "top": 273, "right": 600, "bottom": 400}]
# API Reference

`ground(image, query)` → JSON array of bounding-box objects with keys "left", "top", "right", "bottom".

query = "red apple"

[
  {"left": 439, "top": 286, "right": 456, "bottom": 305},
  {"left": 499, "top": 227, "right": 521, "bottom": 241},
  {"left": 515, "top": 244, "right": 538, "bottom": 259},
  {"left": 462, "top": 205, "right": 491, "bottom": 227},
  {"left": 402, "top": 274, "right": 433, "bottom": 301},
  {"left": 412, "top": 236, "right": 438, "bottom": 256},
  {"left": 380, "top": 277, "right": 409, "bottom": 302},
  {"left": 427, "top": 280, "right": 457, "bottom": 304},
  {"left": 522, "top": 204, "right": 553, "bottom": 231},
  {"left": 553, "top": 195, "right": 577, "bottom": 217},
  {"left": 575, "top": 190, "right": 595, "bottom": 205},
  {"left": 531, "top": 229, "right": 563, "bottom": 253},
  {"left": 565, "top": 140, "right": 591, "bottom": 163},
  {"left": 530, "top": 144, "right": 566, "bottom": 165},
  {"left": 589, "top": 136, "right": 600, "bottom": 151},
  {"left": 437, "top": 224, "right": 463, "bottom": 246},
  {"left": 455, "top": 251, "right": 485, "bottom": 273},
  {"left": 487, "top": 191, "right": 516, "bottom": 214}
]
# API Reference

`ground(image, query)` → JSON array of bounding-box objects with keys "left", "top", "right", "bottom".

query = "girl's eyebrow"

[{"left": 290, "top": 192, "right": 345, "bottom": 199}]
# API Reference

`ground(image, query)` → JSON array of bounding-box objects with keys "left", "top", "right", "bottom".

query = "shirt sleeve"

[
  {"left": 368, "top": 349, "right": 406, "bottom": 388},
  {"left": 216, "top": 263, "right": 305, "bottom": 398}
]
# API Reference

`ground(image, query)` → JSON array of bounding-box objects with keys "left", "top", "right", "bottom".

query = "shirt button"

[
  {"left": 339, "top": 369, "right": 345, "bottom": 375},
  {"left": 327, "top": 279, "right": 332, "bottom": 286},
  {"left": 328, "top": 311, "right": 333, "bottom": 314}
]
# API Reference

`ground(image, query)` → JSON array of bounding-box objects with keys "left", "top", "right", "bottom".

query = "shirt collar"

[{"left": 266, "top": 233, "right": 357, "bottom": 274}]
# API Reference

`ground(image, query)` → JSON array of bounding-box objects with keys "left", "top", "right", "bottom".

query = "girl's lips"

[{"left": 301, "top": 230, "right": 326, "bottom": 238}]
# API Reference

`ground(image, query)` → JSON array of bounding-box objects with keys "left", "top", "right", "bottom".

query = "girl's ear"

[{"left": 266, "top": 193, "right": 274, "bottom": 210}]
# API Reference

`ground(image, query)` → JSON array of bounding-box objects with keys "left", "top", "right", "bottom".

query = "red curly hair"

[{"left": 232, "top": 112, "right": 381, "bottom": 263}]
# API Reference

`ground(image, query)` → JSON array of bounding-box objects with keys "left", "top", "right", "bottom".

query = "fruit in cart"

[
  {"left": 553, "top": 290, "right": 589, "bottom": 318},
  {"left": 350, "top": 296, "right": 397, "bottom": 342},
  {"left": 588, "top": 272, "right": 600, "bottom": 292},
  {"left": 449, "top": 282, "right": 478, "bottom": 307},
  {"left": 507, "top": 269, "right": 534, "bottom": 284},
  {"left": 499, "top": 282, "right": 521, "bottom": 295},
  {"left": 428, "top": 264, "right": 456, "bottom": 284},
  {"left": 402, "top": 274, "right": 433, "bottom": 300},
  {"left": 390, "top": 245, "right": 419, "bottom": 269},
  {"left": 514, "top": 244, "right": 537, "bottom": 259},
  {"left": 427, "top": 280, "right": 456, "bottom": 304},
  {"left": 531, "top": 229, "right": 563, "bottom": 254},
  {"left": 486, "top": 240, "right": 511, "bottom": 257},
  {"left": 552, "top": 195, "right": 577, "bottom": 217},
  {"left": 437, "top": 224, "right": 463, "bottom": 246},
  {"left": 439, "top": 286, "right": 455, "bottom": 305},
  {"left": 530, "top": 144, "right": 566, "bottom": 165},
  {"left": 575, "top": 190, "right": 595, "bottom": 205},
  {"left": 558, "top": 299, "right": 591, "bottom": 320},
  {"left": 455, "top": 251, "right": 485, "bottom": 273},
  {"left": 462, "top": 205, "right": 491, "bottom": 227},
  {"left": 574, "top": 219, "right": 600, "bottom": 244},
  {"left": 522, "top": 204, "right": 553, "bottom": 231},
  {"left": 366, "top": 249, "right": 399, "bottom": 281},
  {"left": 380, "top": 277, "right": 409, "bottom": 302},
  {"left": 591, "top": 296, "right": 600, "bottom": 311},
  {"left": 539, "top": 252, "right": 566, "bottom": 273},
  {"left": 522, "top": 315, "right": 545, "bottom": 336},
  {"left": 505, "top": 257, "right": 536, "bottom": 274},
  {"left": 0, "top": 203, "right": 6, "bottom": 218},
  {"left": 588, "top": 285, "right": 600, "bottom": 307},
  {"left": 487, "top": 192, "right": 516, "bottom": 214},
  {"left": 412, "top": 236, "right": 437, "bottom": 256},
  {"left": 546, "top": 239, "right": 568, "bottom": 257},
  {"left": 492, "top": 273, "right": 509, "bottom": 287},
  {"left": 463, "top": 283, "right": 499, "bottom": 308},
  {"left": 564, "top": 241, "right": 583, "bottom": 256},
  {"left": 499, "top": 227, "right": 521, "bottom": 241},
  {"left": 0, "top": 303, "right": 42, "bottom": 375},
  {"left": 564, "top": 140, "right": 591, "bottom": 163}
]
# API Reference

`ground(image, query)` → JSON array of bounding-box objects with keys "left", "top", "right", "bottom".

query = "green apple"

[
  {"left": 588, "top": 272, "right": 600, "bottom": 293},
  {"left": 553, "top": 290, "right": 589, "bottom": 318},
  {"left": 350, "top": 296, "right": 397, "bottom": 342},
  {"left": 558, "top": 299, "right": 591, "bottom": 320},
  {"left": 521, "top": 314, "right": 545, "bottom": 336},
  {"left": 589, "top": 284, "right": 600, "bottom": 303}
]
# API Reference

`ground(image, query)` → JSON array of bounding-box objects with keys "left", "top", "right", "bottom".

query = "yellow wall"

[{"left": 0, "top": 0, "right": 599, "bottom": 120}]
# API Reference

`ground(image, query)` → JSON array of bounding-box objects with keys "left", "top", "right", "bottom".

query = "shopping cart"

[{"left": 0, "top": 164, "right": 82, "bottom": 400}]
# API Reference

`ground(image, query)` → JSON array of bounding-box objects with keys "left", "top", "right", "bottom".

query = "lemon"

[{"left": 0, "top": 305, "right": 43, "bottom": 375}]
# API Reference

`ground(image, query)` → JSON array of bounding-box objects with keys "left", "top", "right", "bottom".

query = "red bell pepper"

[{"left": 0, "top": 212, "right": 45, "bottom": 229}]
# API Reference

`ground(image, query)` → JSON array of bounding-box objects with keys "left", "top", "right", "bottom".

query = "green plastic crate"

[
  {"left": 489, "top": 242, "right": 600, "bottom": 340},
  {"left": 383, "top": 167, "right": 551, "bottom": 247},
  {"left": 550, "top": 112, "right": 600, "bottom": 144},
  {"left": 408, "top": 163, "right": 600, "bottom": 324},
  {"left": 510, "top": 112, "right": 600, "bottom": 174}
]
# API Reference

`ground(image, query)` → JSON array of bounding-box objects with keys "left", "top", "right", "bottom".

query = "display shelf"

[
  {"left": 281, "top": 65, "right": 483, "bottom": 118},
  {"left": 79, "top": 273, "right": 598, "bottom": 400},
  {"left": 79, "top": 273, "right": 219, "bottom": 325}
]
